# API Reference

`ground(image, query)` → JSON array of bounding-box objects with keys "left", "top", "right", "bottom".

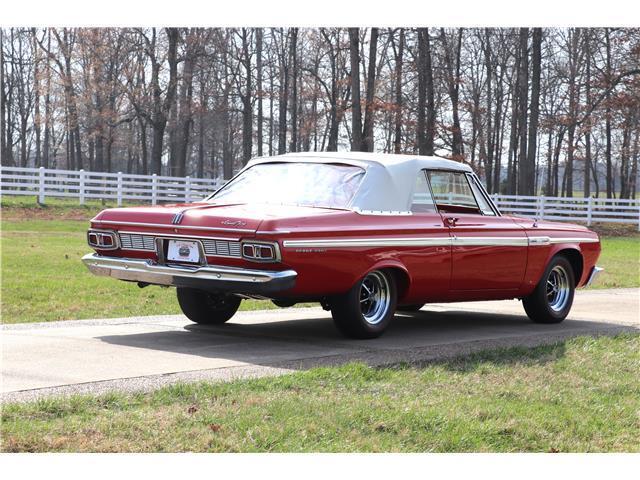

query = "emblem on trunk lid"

[{"left": 221, "top": 220, "right": 247, "bottom": 227}]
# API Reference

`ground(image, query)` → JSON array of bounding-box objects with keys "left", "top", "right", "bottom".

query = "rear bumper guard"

[
  {"left": 82, "top": 253, "right": 296, "bottom": 295},
  {"left": 585, "top": 265, "right": 604, "bottom": 288}
]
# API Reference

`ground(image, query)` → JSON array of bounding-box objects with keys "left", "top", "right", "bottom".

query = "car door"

[
  {"left": 399, "top": 170, "right": 452, "bottom": 300},
  {"left": 426, "top": 170, "right": 528, "bottom": 291}
]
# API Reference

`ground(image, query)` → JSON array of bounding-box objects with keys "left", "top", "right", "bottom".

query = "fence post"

[
  {"left": 151, "top": 174, "right": 158, "bottom": 206},
  {"left": 79, "top": 169, "right": 85, "bottom": 205},
  {"left": 587, "top": 197, "right": 593, "bottom": 226},
  {"left": 539, "top": 196, "right": 546, "bottom": 220},
  {"left": 185, "top": 176, "right": 191, "bottom": 203},
  {"left": 117, "top": 171, "right": 123, "bottom": 207},
  {"left": 38, "top": 167, "right": 46, "bottom": 204}
]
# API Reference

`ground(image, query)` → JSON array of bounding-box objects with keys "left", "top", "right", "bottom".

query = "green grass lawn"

[
  {"left": 1, "top": 334, "right": 638, "bottom": 452},
  {"left": 594, "top": 235, "right": 640, "bottom": 288}
]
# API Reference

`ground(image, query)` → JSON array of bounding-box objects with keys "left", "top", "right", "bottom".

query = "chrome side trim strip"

[
  {"left": 283, "top": 237, "right": 452, "bottom": 248},
  {"left": 284, "top": 236, "right": 527, "bottom": 248},
  {"left": 91, "top": 219, "right": 255, "bottom": 234},
  {"left": 283, "top": 236, "right": 600, "bottom": 249},
  {"left": 452, "top": 237, "right": 529, "bottom": 247},
  {"left": 548, "top": 237, "right": 599, "bottom": 244}
]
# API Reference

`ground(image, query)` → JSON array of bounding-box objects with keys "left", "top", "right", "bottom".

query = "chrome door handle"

[{"left": 445, "top": 217, "right": 459, "bottom": 226}]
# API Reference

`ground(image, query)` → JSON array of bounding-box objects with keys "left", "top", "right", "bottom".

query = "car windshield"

[{"left": 208, "top": 162, "right": 365, "bottom": 209}]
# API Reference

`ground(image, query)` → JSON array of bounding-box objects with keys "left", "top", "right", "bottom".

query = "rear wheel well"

[
  {"left": 556, "top": 249, "right": 583, "bottom": 286},
  {"left": 383, "top": 267, "right": 410, "bottom": 301}
]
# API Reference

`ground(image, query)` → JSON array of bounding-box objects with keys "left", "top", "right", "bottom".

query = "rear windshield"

[{"left": 208, "top": 162, "right": 365, "bottom": 209}]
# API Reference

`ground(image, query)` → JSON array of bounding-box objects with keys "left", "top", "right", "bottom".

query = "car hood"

[{"left": 91, "top": 202, "right": 346, "bottom": 235}]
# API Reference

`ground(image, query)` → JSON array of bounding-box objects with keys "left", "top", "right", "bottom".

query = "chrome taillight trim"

[
  {"left": 87, "top": 229, "right": 120, "bottom": 250},
  {"left": 240, "top": 240, "right": 281, "bottom": 263}
]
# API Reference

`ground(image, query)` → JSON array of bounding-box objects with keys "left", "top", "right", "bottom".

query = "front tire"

[
  {"left": 331, "top": 270, "right": 397, "bottom": 339},
  {"left": 176, "top": 288, "right": 241, "bottom": 325},
  {"left": 522, "top": 256, "right": 575, "bottom": 324}
]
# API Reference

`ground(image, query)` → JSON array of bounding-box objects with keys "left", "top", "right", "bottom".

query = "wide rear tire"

[
  {"left": 331, "top": 270, "right": 397, "bottom": 339},
  {"left": 522, "top": 256, "right": 575, "bottom": 324},
  {"left": 177, "top": 288, "right": 242, "bottom": 325}
]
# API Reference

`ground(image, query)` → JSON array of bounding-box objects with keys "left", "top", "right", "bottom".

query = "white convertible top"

[{"left": 245, "top": 152, "right": 474, "bottom": 213}]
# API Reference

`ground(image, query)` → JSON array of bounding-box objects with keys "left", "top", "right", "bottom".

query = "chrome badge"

[
  {"left": 221, "top": 219, "right": 247, "bottom": 227},
  {"left": 171, "top": 212, "right": 184, "bottom": 225}
]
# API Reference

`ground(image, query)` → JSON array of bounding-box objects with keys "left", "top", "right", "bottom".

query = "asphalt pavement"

[{"left": 2, "top": 288, "right": 638, "bottom": 403}]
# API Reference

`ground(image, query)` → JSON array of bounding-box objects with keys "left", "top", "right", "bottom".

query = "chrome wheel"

[
  {"left": 359, "top": 271, "right": 391, "bottom": 325},
  {"left": 546, "top": 265, "right": 571, "bottom": 312}
]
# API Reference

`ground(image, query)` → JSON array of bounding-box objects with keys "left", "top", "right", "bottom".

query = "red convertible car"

[{"left": 83, "top": 153, "right": 602, "bottom": 338}]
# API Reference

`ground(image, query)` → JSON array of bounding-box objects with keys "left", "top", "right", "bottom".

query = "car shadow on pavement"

[{"left": 96, "top": 308, "right": 637, "bottom": 372}]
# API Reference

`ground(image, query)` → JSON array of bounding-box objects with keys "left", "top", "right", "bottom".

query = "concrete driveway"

[{"left": 2, "top": 288, "right": 638, "bottom": 402}]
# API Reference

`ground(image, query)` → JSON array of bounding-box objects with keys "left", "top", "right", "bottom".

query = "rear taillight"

[
  {"left": 240, "top": 241, "right": 279, "bottom": 262},
  {"left": 87, "top": 230, "right": 119, "bottom": 250}
]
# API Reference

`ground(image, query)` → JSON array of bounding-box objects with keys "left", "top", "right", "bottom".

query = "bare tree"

[{"left": 2, "top": 27, "right": 638, "bottom": 199}]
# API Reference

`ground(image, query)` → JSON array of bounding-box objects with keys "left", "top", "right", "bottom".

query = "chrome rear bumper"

[
  {"left": 82, "top": 253, "right": 297, "bottom": 295},
  {"left": 585, "top": 266, "right": 604, "bottom": 288}
]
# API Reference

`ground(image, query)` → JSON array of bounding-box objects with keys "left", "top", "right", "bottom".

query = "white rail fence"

[
  {"left": 1, "top": 166, "right": 220, "bottom": 205},
  {"left": 2, "top": 166, "right": 639, "bottom": 229},
  {"left": 491, "top": 194, "right": 640, "bottom": 229}
]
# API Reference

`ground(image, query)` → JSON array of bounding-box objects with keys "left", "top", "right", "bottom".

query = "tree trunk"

[
  {"left": 524, "top": 28, "right": 541, "bottom": 196},
  {"left": 619, "top": 116, "right": 631, "bottom": 199},
  {"left": 630, "top": 127, "right": 639, "bottom": 199},
  {"left": 348, "top": 28, "right": 363, "bottom": 151},
  {"left": 289, "top": 28, "right": 298, "bottom": 152},
  {"left": 565, "top": 29, "right": 581, "bottom": 197},
  {"left": 552, "top": 129, "right": 565, "bottom": 197},
  {"left": 175, "top": 29, "right": 197, "bottom": 177},
  {"left": 362, "top": 27, "right": 379, "bottom": 152},
  {"left": 441, "top": 28, "right": 464, "bottom": 159},
  {"left": 545, "top": 129, "right": 553, "bottom": 195},
  {"left": 55, "top": 29, "right": 83, "bottom": 170},
  {"left": 393, "top": 29, "right": 404, "bottom": 154},
  {"left": 42, "top": 30, "right": 51, "bottom": 168},
  {"left": 241, "top": 28, "right": 253, "bottom": 164},
  {"left": 31, "top": 29, "right": 42, "bottom": 167},
  {"left": 268, "top": 64, "right": 274, "bottom": 156},
  {"left": 516, "top": 28, "right": 529, "bottom": 195},
  {"left": 507, "top": 65, "right": 519, "bottom": 196},
  {"left": 605, "top": 28, "right": 613, "bottom": 198},
  {"left": 0, "top": 29, "right": 6, "bottom": 165},
  {"left": 149, "top": 28, "right": 179, "bottom": 175},
  {"left": 139, "top": 116, "right": 148, "bottom": 175},
  {"left": 416, "top": 28, "right": 435, "bottom": 155},
  {"left": 583, "top": 30, "right": 592, "bottom": 197},
  {"left": 256, "top": 28, "right": 263, "bottom": 157},
  {"left": 277, "top": 29, "right": 289, "bottom": 155},
  {"left": 483, "top": 29, "right": 494, "bottom": 192}
]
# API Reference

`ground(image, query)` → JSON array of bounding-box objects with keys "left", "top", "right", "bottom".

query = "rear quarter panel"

[{"left": 267, "top": 211, "right": 452, "bottom": 301}]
